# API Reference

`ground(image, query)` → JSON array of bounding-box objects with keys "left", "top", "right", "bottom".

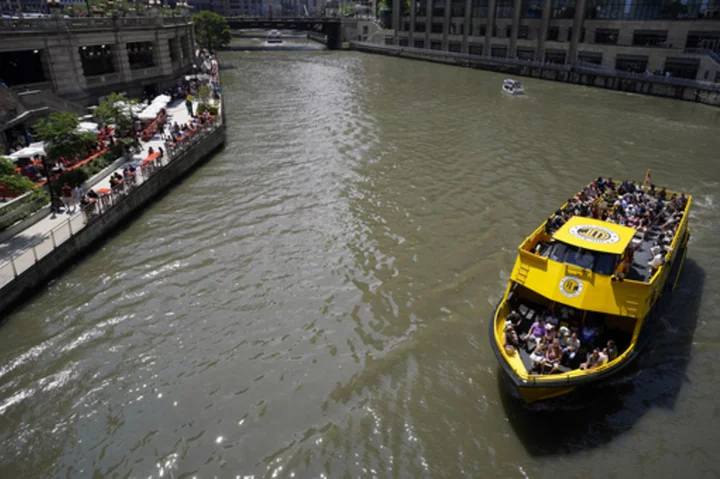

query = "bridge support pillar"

[{"left": 326, "top": 24, "right": 343, "bottom": 50}]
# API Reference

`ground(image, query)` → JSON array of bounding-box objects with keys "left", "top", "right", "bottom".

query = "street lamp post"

[{"left": 40, "top": 158, "right": 60, "bottom": 219}]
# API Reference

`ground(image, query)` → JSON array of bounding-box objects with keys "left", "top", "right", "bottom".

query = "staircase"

[
  {"left": 515, "top": 263, "right": 531, "bottom": 285},
  {"left": 17, "top": 89, "right": 87, "bottom": 116}
]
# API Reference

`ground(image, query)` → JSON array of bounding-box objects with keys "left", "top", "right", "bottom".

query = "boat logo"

[
  {"left": 568, "top": 224, "right": 620, "bottom": 244},
  {"left": 559, "top": 276, "right": 583, "bottom": 298}
]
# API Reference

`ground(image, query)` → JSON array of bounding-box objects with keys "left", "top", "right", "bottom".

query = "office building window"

[
  {"left": 685, "top": 31, "right": 720, "bottom": 51},
  {"left": 404, "top": 22, "right": 410, "bottom": 31},
  {"left": 449, "top": 42, "right": 462, "bottom": 52},
  {"left": 594, "top": 28, "right": 619, "bottom": 44},
  {"left": 519, "top": 25, "right": 529, "bottom": 39},
  {"left": 615, "top": 54, "right": 648, "bottom": 72},
  {"left": 506, "top": 25, "right": 512, "bottom": 37},
  {"left": 431, "top": 40, "right": 443, "bottom": 49},
  {"left": 545, "top": 49, "right": 566, "bottom": 64},
  {"left": 432, "top": 22, "right": 443, "bottom": 33},
  {"left": 551, "top": 0, "right": 576, "bottom": 18},
  {"left": 474, "top": 24, "right": 486, "bottom": 36},
  {"left": 496, "top": 0, "right": 513, "bottom": 17},
  {"left": 547, "top": 26, "right": 560, "bottom": 41},
  {"left": 415, "top": 22, "right": 426, "bottom": 32},
  {"left": 491, "top": 45, "right": 508, "bottom": 57},
  {"left": 469, "top": 44, "right": 484, "bottom": 55},
  {"left": 415, "top": 39, "right": 425, "bottom": 48},
  {"left": 523, "top": 0, "right": 543, "bottom": 18},
  {"left": 578, "top": 51, "right": 602, "bottom": 64},
  {"left": 451, "top": 0, "right": 465, "bottom": 16},
  {"left": 168, "top": 38, "right": 179, "bottom": 63},
  {"left": 518, "top": 47, "right": 535, "bottom": 60},
  {"left": 471, "top": 0, "right": 489, "bottom": 17},
  {"left": 663, "top": 58, "right": 700, "bottom": 79},
  {"left": 399, "top": 38, "right": 409, "bottom": 46},
  {"left": 633, "top": 30, "right": 668, "bottom": 46},
  {"left": 432, "top": 0, "right": 444, "bottom": 16}
]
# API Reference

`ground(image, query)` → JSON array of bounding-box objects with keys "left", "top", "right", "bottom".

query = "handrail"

[
  {"left": 0, "top": 110, "right": 223, "bottom": 290},
  {"left": 352, "top": 41, "right": 720, "bottom": 92}
]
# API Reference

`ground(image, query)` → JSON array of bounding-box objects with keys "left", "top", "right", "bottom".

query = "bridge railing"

[{"left": 0, "top": 16, "right": 190, "bottom": 33}]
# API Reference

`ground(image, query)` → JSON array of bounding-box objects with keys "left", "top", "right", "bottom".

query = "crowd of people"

[
  {"left": 503, "top": 308, "right": 619, "bottom": 375},
  {"left": 544, "top": 177, "right": 688, "bottom": 278}
]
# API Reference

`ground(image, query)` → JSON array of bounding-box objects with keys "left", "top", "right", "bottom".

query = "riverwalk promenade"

[{"left": 0, "top": 97, "right": 224, "bottom": 314}]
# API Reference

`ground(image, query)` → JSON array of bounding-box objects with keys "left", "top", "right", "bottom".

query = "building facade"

[
  {"left": 390, "top": 0, "right": 720, "bottom": 82},
  {"left": 0, "top": 16, "right": 195, "bottom": 103}
]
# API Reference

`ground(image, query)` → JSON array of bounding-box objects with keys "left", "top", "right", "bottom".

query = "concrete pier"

[
  {"left": 351, "top": 42, "right": 720, "bottom": 107},
  {"left": 0, "top": 98, "right": 226, "bottom": 317}
]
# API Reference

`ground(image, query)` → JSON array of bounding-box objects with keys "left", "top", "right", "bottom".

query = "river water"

[{"left": 1, "top": 39, "right": 719, "bottom": 478}]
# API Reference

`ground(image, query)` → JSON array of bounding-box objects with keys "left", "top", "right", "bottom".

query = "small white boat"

[
  {"left": 502, "top": 79, "right": 525, "bottom": 95},
  {"left": 266, "top": 30, "right": 283, "bottom": 44}
]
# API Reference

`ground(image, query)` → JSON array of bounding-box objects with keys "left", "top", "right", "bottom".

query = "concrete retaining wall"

[
  {"left": 0, "top": 125, "right": 226, "bottom": 318},
  {"left": 352, "top": 43, "right": 720, "bottom": 106}
]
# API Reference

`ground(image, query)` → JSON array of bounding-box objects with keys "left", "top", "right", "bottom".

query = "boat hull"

[{"left": 490, "top": 232, "right": 689, "bottom": 404}]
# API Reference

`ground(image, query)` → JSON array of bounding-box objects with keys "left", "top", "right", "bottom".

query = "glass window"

[
  {"left": 615, "top": 54, "right": 648, "bottom": 73},
  {"left": 471, "top": 0, "right": 489, "bottom": 17},
  {"left": 552, "top": 0, "right": 576, "bottom": 18},
  {"left": 496, "top": 0, "right": 513, "bottom": 17},
  {"left": 664, "top": 58, "right": 700, "bottom": 79},
  {"left": 632, "top": 30, "right": 668, "bottom": 46},
  {"left": 548, "top": 242, "right": 618, "bottom": 274},
  {"left": 594, "top": 28, "right": 619, "bottom": 44},
  {"left": 451, "top": 0, "right": 465, "bottom": 16}
]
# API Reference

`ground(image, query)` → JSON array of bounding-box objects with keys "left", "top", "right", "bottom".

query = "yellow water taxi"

[{"left": 490, "top": 175, "right": 691, "bottom": 403}]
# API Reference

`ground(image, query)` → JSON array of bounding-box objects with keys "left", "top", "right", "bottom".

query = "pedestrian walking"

[{"left": 185, "top": 94, "right": 194, "bottom": 117}]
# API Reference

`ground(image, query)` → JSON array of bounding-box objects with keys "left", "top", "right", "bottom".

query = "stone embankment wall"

[
  {"left": 352, "top": 43, "right": 720, "bottom": 107},
  {"left": 0, "top": 125, "right": 226, "bottom": 318}
]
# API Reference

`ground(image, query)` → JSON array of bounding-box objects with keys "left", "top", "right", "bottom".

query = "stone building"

[
  {"left": 389, "top": 0, "right": 720, "bottom": 82},
  {"left": 0, "top": 15, "right": 196, "bottom": 103}
]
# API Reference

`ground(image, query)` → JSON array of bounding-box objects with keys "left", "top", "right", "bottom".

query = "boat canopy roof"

[
  {"left": 552, "top": 216, "right": 635, "bottom": 255},
  {"left": 504, "top": 79, "right": 522, "bottom": 85}
]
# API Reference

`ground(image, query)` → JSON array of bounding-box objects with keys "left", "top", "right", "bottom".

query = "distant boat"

[
  {"left": 266, "top": 30, "right": 283, "bottom": 44},
  {"left": 502, "top": 79, "right": 525, "bottom": 95}
]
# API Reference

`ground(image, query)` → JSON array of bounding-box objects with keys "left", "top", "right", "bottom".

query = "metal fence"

[
  {"left": 352, "top": 41, "right": 720, "bottom": 91},
  {"left": 0, "top": 112, "right": 223, "bottom": 291}
]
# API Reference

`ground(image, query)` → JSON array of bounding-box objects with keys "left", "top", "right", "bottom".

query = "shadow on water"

[{"left": 499, "top": 257, "right": 704, "bottom": 456}]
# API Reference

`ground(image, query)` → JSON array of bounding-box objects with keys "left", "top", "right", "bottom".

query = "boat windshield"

[{"left": 547, "top": 241, "right": 617, "bottom": 275}]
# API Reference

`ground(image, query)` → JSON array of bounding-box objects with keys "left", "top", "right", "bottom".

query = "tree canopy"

[
  {"left": 95, "top": 92, "right": 138, "bottom": 135},
  {"left": 193, "top": 11, "right": 231, "bottom": 53},
  {"left": 33, "top": 112, "right": 96, "bottom": 162}
]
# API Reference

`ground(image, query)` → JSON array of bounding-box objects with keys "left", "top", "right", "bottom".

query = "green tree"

[
  {"left": 95, "top": 92, "right": 138, "bottom": 136},
  {"left": 0, "top": 157, "right": 16, "bottom": 176},
  {"left": 33, "top": 112, "right": 96, "bottom": 162},
  {"left": 193, "top": 11, "right": 231, "bottom": 53}
]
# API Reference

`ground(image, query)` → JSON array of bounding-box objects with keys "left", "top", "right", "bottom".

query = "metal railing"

[
  {"left": 0, "top": 111, "right": 223, "bottom": 291},
  {"left": 0, "top": 16, "right": 191, "bottom": 33},
  {"left": 352, "top": 41, "right": 720, "bottom": 91}
]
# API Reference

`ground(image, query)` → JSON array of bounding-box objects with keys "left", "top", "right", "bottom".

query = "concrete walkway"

[{"left": 0, "top": 99, "right": 196, "bottom": 288}]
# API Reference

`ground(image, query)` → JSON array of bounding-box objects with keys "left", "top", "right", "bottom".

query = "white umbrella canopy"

[{"left": 9, "top": 142, "right": 46, "bottom": 162}]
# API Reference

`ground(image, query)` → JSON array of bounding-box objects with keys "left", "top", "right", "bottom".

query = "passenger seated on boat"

[
  {"left": 522, "top": 319, "right": 546, "bottom": 351},
  {"left": 540, "top": 338, "right": 564, "bottom": 374},
  {"left": 529, "top": 340, "right": 548, "bottom": 371},
  {"left": 561, "top": 331, "right": 581, "bottom": 362},
  {"left": 579, "top": 349, "right": 608, "bottom": 370},
  {"left": 504, "top": 325, "right": 520, "bottom": 353},
  {"left": 649, "top": 246, "right": 665, "bottom": 276},
  {"left": 507, "top": 310, "right": 523, "bottom": 328}
]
